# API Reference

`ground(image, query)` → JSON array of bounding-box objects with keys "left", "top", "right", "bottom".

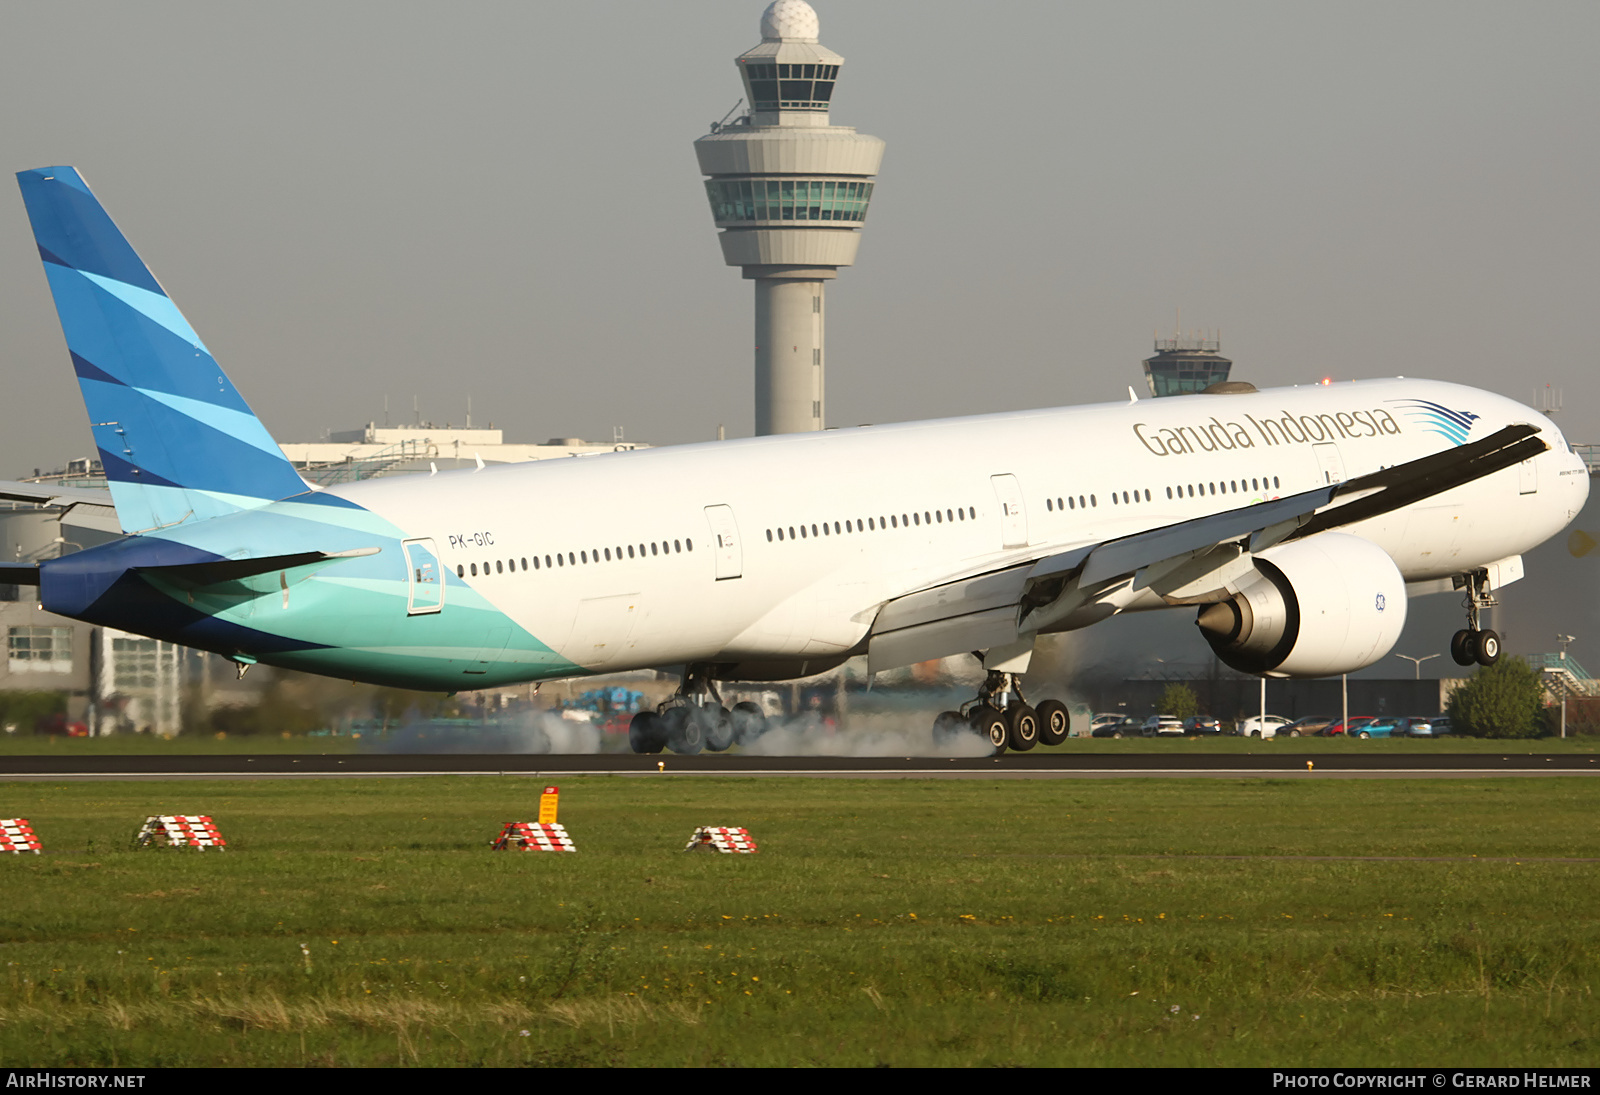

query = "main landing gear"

[
  {"left": 628, "top": 664, "right": 770, "bottom": 755},
  {"left": 932, "top": 665, "right": 1071, "bottom": 756},
  {"left": 1450, "top": 569, "right": 1501, "bottom": 668}
]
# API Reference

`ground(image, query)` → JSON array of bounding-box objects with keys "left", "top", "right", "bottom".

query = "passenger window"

[{"left": 457, "top": 565, "right": 465, "bottom": 578}]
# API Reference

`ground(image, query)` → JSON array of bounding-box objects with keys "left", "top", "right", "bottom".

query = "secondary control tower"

[{"left": 694, "top": 0, "right": 885, "bottom": 435}]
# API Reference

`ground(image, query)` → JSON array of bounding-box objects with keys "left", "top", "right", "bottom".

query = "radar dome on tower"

[{"left": 761, "top": 0, "right": 820, "bottom": 42}]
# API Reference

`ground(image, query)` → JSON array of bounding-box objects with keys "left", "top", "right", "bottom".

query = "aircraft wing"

[
  {"left": 866, "top": 423, "right": 1545, "bottom": 674},
  {"left": 0, "top": 480, "right": 115, "bottom": 509}
]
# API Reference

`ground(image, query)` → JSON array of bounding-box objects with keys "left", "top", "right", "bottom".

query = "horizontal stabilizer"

[
  {"left": 136, "top": 547, "right": 379, "bottom": 586},
  {"left": 0, "top": 479, "right": 115, "bottom": 509}
]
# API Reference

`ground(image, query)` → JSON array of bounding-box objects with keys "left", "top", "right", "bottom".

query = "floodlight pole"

[
  {"left": 1341, "top": 673, "right": 1348, "bottom": 737},
  {"left": 1557, "top": 633, "right": 1576, "bottom": 739},
  {"left": 1394, "top": 652, "right": 1440, "bottom": 680}
]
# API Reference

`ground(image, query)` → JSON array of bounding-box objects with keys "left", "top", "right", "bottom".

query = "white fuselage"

[{"left": 330, "top": 378, "right": 1588, "bottom": 680}]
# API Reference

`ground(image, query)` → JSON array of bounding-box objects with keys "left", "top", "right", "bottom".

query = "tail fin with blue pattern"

[{"left": 17, "top": 167, "right": 308, "bottom": 534}]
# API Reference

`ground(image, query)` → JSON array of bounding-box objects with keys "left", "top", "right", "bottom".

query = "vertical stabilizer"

[{"left": 17, "top": 167, "right": 308, "bottom": 533}]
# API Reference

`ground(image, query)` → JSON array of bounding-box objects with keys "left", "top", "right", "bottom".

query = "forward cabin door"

[
  {"left": 704, "top": 504, "right": 743, "bottom": 580},
  {"left": 1519, "top": 457, "right": 1538, "bottom": 494},
  {"left": 990, "top": 474, "right": 1029, "bottom": 549}
]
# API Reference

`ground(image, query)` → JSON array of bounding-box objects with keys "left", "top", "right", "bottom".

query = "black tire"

[
  {"left": 701, "top": 705, "right": 735, "bottom": 751},
  {"left": 628, "top": 711, "right": 664, "bottom": 754},
  {"left": 932, "top": 710, "right": 967, "bottom": 747},
  {"left": 969, "top": 705, "right": 1008, "bottom": 755},
  {"left": 662, "top": 706, "right": 703, "bottom": 755},
  {"left": 1288, "top": 729, "right": 1301, "bottom": 737},
  {"left": 1450, "top": 628, "right": 1476, "bottom": 666},
  {"left": 1036, "top": 700, "right": 1070, "bottom": 746},
  {"left": 1006, "top": 703, "right": 1039, "bottom": 752},
  {"left": 1475, "top": 629, "right": 1501, "bottom": 666},
  {"left": 1358, "top": 730, "right": 1371, "bottom": 739},
  {"left": 1111, "top": 731, "right": 1123, "bottom": 739},
  {"left": 731, "top": 701, "right": 768, "bottom": 746}
]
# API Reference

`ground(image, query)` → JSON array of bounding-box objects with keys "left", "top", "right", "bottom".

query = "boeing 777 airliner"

[{"left": 6, "top": 167, "right": 1588, "bottom": 754}]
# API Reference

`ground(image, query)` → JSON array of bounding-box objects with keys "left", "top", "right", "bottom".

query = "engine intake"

[{"left": 1196, "top": 532, "right": 1407, "bottom": 677}]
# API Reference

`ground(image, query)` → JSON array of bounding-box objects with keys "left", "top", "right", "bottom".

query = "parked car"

[
  {"left": 1415, "top": 715, "right": 1452, "bottom": 736},
  {"left": 1090, "top": 713, "right": 1126, "bottom": 734},
  {"left": 1322, "top": 716, "right": 1375, "bottom": 737},
  {"left": 1181, "top": 715, "right": 1222, "bottom": 736},
  {"left": 1092, "top": 716, "right": 1143, "bottom": 739},
  {"left": 1236, "top": 715, "right": 1293, "bottom": 738},
  {"left": 1397, "top": 716, "right": 1443, "bottom": 737},
  {"left": 1350, "top": 716, "right": 1409, "bottom": 738},
  {"left": 1281, "top": 715, "right": 1335, "bottom": 737},
  {"left": 1142, "top": 715, "right": 1184, "bottom": 736}
]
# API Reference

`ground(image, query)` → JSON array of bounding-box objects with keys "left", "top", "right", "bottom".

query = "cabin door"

[
  {"left": 705, "top": 505, "right": 743, "bottom": 580},
  {"left": 989, "top": 474, "right": 1029, "bottom": 549},
  {"left": 1312, "top": 443, "right": 1346, "bottom": 485},
  {"left": 402, "top": 538, "right": 444, "bottom": 615}
]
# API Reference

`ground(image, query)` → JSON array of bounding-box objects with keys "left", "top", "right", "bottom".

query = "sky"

[{"left": 1, "top": 0, "right": 1597, "bottom": 480}]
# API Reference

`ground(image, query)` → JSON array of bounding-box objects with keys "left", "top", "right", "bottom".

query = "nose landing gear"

[{"left": 1450, "top": 569, "right": 1501, "bottom": 667}]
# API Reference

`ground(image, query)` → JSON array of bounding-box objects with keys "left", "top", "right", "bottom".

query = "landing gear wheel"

[
  {"left": 1450, "top": 629, "right": 1476, "bottom": 667},
  {"left": 1036, "top": 700, "right": 1070, "bottom": 747},
  {"left": 932, "top": 710, "right": 967, "bottom": 748},
  {"left": 701, "top": 705, "right": 734, "bottom": 752},
  {"left": 969, "top": 705, "right": 1008, "bottom": 755},
  {"left": 662, "top": 707, "right": 703, "bottom": 755},
  {"left": 1475, "top": 629, "right": 1501, "bottom": 666},
  {"left": 1006, "top": 703, "right": 1039, "bottom": 752},
  {"left": 731, "top": 702, "right": 768, "bottom": 746},
  {"left": 628, "top": 711, "right": 664, "bottom": 754}
]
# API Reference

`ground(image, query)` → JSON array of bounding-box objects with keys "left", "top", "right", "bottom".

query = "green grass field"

[{"left": 2, "top": 775, "right": 1596, "bottom": 1066}]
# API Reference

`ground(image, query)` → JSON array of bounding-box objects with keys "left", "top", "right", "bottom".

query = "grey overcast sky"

[{"left": 0, "top": 1, "right": 1596, "bottom": 477}]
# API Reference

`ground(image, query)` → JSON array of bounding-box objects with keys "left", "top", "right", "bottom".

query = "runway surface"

[{"left": 3, "top": 752, "right": 1598, "bottom": 780}]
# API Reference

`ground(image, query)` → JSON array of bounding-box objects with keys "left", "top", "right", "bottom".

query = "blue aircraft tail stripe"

[
  {"left": 80, "top": 269, "right": 208, "bottom": 351},
  {"left": 17, "top": 166, "right": 307, "bottom": 533}
]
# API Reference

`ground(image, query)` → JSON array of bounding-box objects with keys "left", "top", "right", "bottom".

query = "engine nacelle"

[{"left": 1195, "top": 532, "right": 1407, "bottom": 678}]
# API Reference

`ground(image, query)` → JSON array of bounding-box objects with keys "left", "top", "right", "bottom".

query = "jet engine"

[{"left": 1195, "top": 532, "right": 1407, "bottom": 678}]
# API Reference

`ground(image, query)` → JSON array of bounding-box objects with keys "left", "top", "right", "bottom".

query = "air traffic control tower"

[{"left": 694, "top": 0, "right": 885, "bottom": 435}]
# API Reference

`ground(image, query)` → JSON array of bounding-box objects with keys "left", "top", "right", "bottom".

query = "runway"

[{"left": 3, "top": 751, "right": 1597, "bottom": 780}]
